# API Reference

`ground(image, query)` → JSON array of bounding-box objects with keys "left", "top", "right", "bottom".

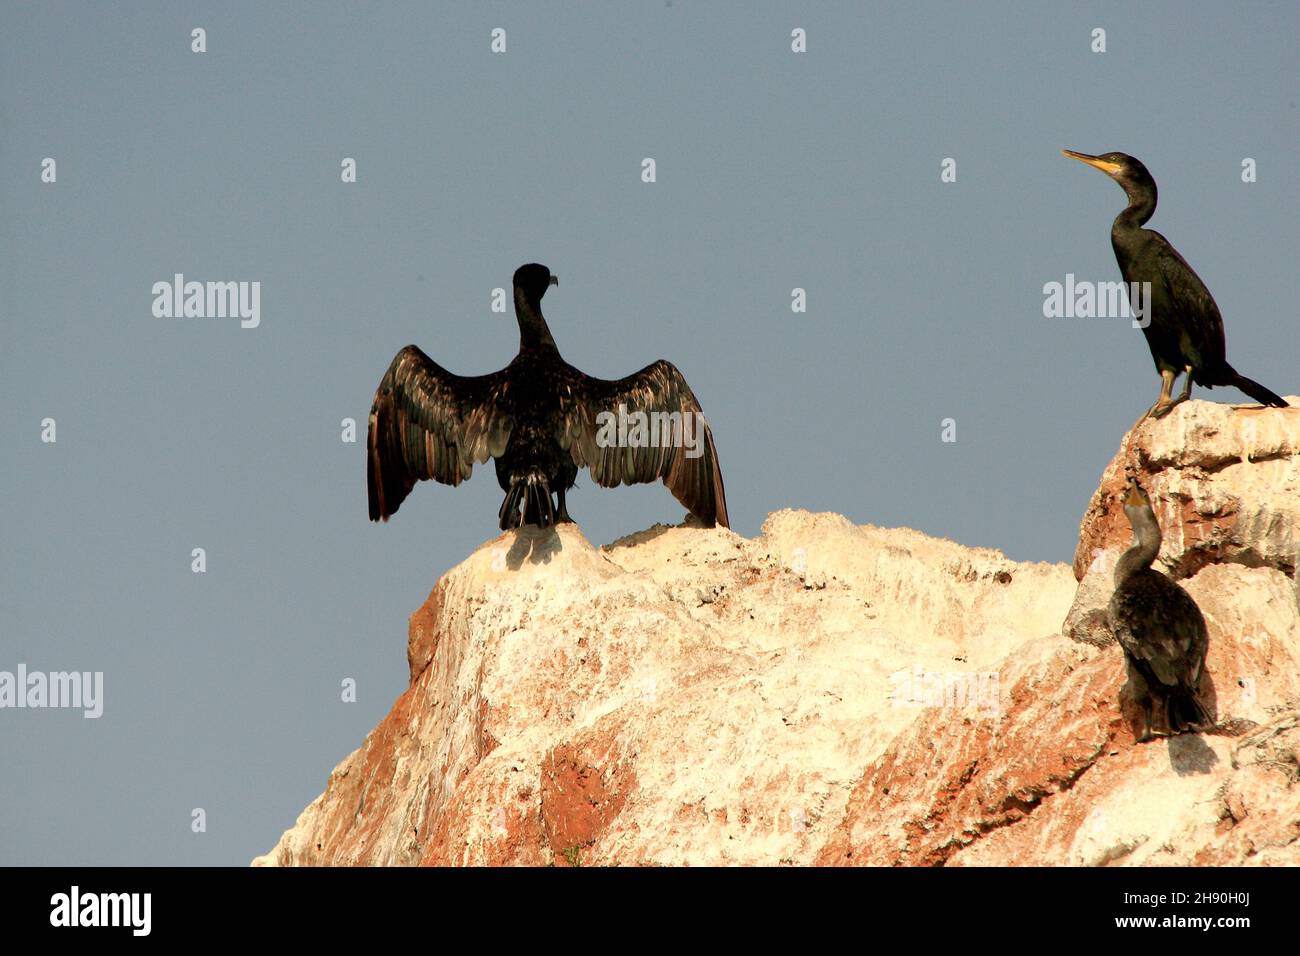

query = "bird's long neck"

[
  {"left": 1113, "top": 180, "right": 1157, "bottom": 233},
  {"left": 514, "top": 289, "right": 559, "bottom": 353},
  {"left": 1114, "top": 505, "right": 1162, "bottom": 586}
]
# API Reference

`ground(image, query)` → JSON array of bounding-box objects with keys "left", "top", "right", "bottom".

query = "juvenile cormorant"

[
  {"left": 367, "top": 263, "right": 729, "bottom": 531},
  {"left": 1107, "top": 477, "right": 1211, "bottom": 742},
  {"left": 1063, "top": 149, "right": 1288, "bottom": 420}
]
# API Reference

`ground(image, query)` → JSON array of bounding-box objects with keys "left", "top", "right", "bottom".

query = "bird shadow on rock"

[
  {"left": 1119, "top": 668, "right": 1221, "bottom": 776},
  {"left": 1166, "top": 733, "right": 1219, "bottom": 775},
  {"left": 504, "top": 526, "right": 563, "bottom": 569}
]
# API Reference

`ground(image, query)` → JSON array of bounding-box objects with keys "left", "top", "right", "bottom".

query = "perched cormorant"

[
  {"left": 367, "top": 263, "right": 729, "bottom": 531},
  {"left": 1107, "top": 477, "right": 1211, "bottom": 742},
  {"left": 1063, "top": 149, "right": 1288, "bottom": 420}
]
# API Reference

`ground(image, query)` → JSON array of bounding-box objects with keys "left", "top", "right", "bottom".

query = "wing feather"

[
  {"left": 367, "top": 345, "right": 511, "bottom": 521},
  {"left": 560, "top": 360, "right": 729, "bottom": 528}
]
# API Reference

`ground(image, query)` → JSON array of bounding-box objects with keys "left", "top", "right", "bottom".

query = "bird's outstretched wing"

[
  {"left": 559, "top": 360, "right": 729, "bottom": 528},
  {"left": 367, "top": 345, "right": 512, "bottom": 521}
]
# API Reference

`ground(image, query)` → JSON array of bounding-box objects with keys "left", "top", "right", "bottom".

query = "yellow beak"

[
  {"left": 1123, "top": 479, "right": 1148, "bottom": 508},
  {"left": 1060, "top": 149, "right": 1123, "bottom": 175},
  {"left": 1062, "top": 149, "right": 1124, "bottom": 175}
]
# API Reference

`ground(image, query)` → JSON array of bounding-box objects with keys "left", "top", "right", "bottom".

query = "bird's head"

[
  {"left": 513, "top": 263, "right": 559, "bottom": 303},
  {"left": 1121, "top": 476, "right": 1156, "bottom": 523},
  {"left": 1123, "top": 475, "right": 1149, "bottom": 507},
  {"left": 1062, "top": 149, "right": 1155, "bottom": 194}
]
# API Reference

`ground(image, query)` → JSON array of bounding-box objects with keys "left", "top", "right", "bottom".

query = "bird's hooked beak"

[
  {"left": 1062, "top": 149, "right": 1123, "bottom": 177},
  {"left": 549, "top": 275, "right": 559, "bottom": 287}
]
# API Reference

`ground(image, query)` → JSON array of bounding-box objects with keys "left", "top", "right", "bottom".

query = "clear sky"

[{"left": 2, "top": 2, "right": 1296, "bottom": 865}]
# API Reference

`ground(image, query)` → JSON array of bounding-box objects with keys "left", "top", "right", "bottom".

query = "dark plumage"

[
  {"left": 367, "top": 263, "right": 728, "bottom": 531},
  {"left": 1063, "top": 149, "right": 1288, "bottom": 420},
  {"left": 1107, "top": 478, "right": 1211, "bottom": 742}
]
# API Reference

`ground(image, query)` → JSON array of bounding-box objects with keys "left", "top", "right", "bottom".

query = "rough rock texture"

[
  {"left": 254, "top": 514, "right": 1070, "bottom": 867},
  {"left": 257, "top": 402, "right": 1299, "bottom": 867},
  {"left": 1073, "top": 398, "right": 1300, "bottom": 583},
  {"left": 818, "top": 562, "right": 1300, "bottom": 866},
  {"left": 1062, "top": 546, "right": 1126, "bottom": 647}
]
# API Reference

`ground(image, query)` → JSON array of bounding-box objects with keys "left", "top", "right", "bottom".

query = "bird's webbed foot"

[
  {"left": 1150, "top": 394, "right": 1190, "bottom": 419},
  {"left": 1134, "top": 395, "right": 1187, "bottom": 428},
  {"left": 1132, "top": 404, "right": 1160, "bottom": 430},
  {"left": 1136, "top": 369, "right": 1184, "bottom": 426},
  {"left": 1146, "top": 399, "right": 1177, "bottom": 420}
]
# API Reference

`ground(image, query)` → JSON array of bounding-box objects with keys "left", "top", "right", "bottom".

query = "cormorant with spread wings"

[{"left": 367, "top": 263, "right": 728, "bottom": 531}]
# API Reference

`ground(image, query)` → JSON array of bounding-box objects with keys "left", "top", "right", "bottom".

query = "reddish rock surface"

[
  {"left": 1073, "top": 399, "right": 1300, "bottom": 582},
  {"left": 256, "top": 402, "right": 1299, "bottom": 867}
]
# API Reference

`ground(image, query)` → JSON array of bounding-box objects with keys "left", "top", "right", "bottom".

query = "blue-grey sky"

[{"left": 2, "top": 2, "right": 1296, "bottom": 865}]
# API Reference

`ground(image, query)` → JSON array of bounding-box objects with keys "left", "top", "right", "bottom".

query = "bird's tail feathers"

[
  {"left": 499, "top": 476, "right": 555, "bottom": 530},
  {"left": 1221, "top": 364, "right": 1289, "bottom": 408},
  {"left": 523, "top": 479, "right": 556, "bottom": 528},
  {"left": 497, "top": 483, "right": 522, "bottom": 530},
  {"left": 1166, "top": 689, "right": 1212, "bottom": 735}
]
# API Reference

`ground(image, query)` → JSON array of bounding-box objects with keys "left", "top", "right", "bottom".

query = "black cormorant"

[
  {"left": 1063, "top": 149, "right": 1288, "bottom": 420},
  {"left": 1107, "top": 477, "right": 1211, "bottom": 742},
  {"left": 367, "top": 263, "right": 729, "bottom": 531}
]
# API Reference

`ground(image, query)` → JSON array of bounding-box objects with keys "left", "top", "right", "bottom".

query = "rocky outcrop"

[
  {"left": 818, "top": 561, "right": 1300, "bottom": 866},
  {"left": 256, "top": 401, "right": 1299, "bottom": 867},
  {"left": 254, "top": 514, "right": 1073, "bottom": 867},
  {"left": 1073, "top": 398, "right": 1300, "bottom": 582}
]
